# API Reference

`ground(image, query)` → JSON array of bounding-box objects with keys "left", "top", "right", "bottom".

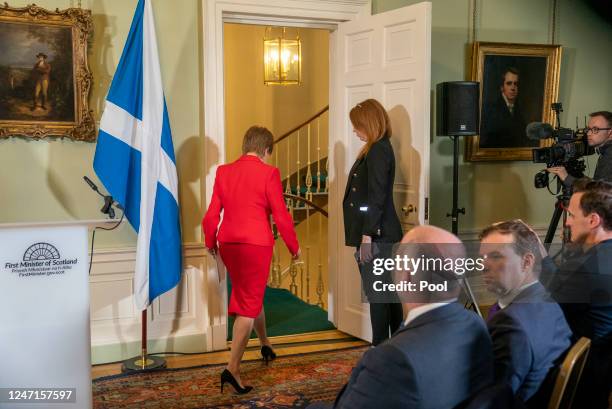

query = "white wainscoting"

[
  {"left": 89, "top": 243, "right": 216, "bottom": 364},
  {"left": 88, "top": 225, "right": 559, "bottom": 362}
]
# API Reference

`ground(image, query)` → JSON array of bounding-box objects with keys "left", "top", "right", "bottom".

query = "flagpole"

[
  {"left": 121, "top": 309, "right": 167, "bottom": 372},
  {"left": 95, "top": 0, "right": 182, "bottom": 373},
  {"left": 141, "top": 309, "right": 147, "bottom": 363}
]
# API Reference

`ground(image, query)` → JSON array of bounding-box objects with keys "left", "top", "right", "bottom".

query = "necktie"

[{"left": 487, "top": 303, "right": 501, "bottom": 322}]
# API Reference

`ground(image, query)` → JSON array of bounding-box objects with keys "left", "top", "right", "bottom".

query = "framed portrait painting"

[
  {"left": 0, "top": 4, "right": 94, "bottom": 141},
  {"left": 465, "top": 42, "right": 562, "bottom": 161}
]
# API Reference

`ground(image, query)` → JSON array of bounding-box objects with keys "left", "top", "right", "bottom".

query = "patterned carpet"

[{"left": 93, "top": 346, "right": 367, "bottom": 409}]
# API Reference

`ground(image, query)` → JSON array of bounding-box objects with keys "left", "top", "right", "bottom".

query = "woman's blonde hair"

[{"left": 349, "top": 99, "right": 392, "bottom": 158}]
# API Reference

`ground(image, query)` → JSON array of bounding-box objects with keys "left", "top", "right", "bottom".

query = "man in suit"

[
  {"left": 542, "top": 179, "right": 612, "bottom": 408},
  {"left": 480, "top": 67, "right": 533, "bottom": 149},
  {"left": 309, "top": 226, "right": 494, "bottom": 409},
  {"left": 479, "top": 220, "right": 572, "bottom": 404}
]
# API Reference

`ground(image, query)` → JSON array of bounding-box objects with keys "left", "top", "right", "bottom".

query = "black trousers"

[{"left": 355, "top": 245, "right": 404, "bottom": 346}]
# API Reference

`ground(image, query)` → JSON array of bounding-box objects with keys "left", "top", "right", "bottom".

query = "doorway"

[
  {"left": 223, "top": 22, "right": 334, "bottom": 338},
  {"left": 203, "top": 0, "right": 431, "bottom": 349}
]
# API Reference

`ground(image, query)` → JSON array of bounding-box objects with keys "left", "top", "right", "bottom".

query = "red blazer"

[{"left": 203, "top": 155, "right": 299, "bottom": 255}]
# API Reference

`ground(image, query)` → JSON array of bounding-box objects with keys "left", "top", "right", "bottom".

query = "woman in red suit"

[{"left": 203, "top": 126, "right": 300, "bottom": 394}]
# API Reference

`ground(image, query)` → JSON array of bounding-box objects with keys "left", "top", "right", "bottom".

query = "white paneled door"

[{"left": 328, "top": 2, "right": 431, "bottom": 341}]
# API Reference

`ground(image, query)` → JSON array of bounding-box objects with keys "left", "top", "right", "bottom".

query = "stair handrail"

[
  {"left": 274, "top": 105, "right": 329, "bottom": 144},
  {"left": 283, "top": 193, "right": 328, "bottom": 218}
]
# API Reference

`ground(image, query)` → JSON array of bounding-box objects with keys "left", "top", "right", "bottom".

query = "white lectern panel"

[{"left": 0, "top": 223, "right": 91, "bottom": 409}]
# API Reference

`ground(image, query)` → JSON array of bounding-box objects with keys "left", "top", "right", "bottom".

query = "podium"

[{"left": 0, "top": 221, "right": 95, "bottom": 409}]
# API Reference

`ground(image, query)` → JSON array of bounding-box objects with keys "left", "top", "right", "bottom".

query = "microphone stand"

[
  {"left": 83, "top": 176, "right": 121, "bottom": 219},
  {"left": 83, "top": 176, "right": 166, "bottom": 372}
]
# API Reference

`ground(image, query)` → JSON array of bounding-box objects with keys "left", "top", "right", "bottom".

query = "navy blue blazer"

[
  {"left": 334, "top": 303, "right": 494, "bottom": 409},
  {"left": 543, "top": 239, "right": 612, "bottom": 346},
  {"left": 487, "top": 282, "right": 572, "bottom": 402}
]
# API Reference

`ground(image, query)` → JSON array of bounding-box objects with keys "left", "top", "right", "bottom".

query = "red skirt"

[{"left": 219, "top": 243, "right": 273, "bottom": 318}]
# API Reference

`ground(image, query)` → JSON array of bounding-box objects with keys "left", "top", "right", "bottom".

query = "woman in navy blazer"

[
  {"left": 343, "top": 99, "right": 403, "bottom": 345},
  {"left": 203, "top": 126, "right": 300, "bottom": 394}
]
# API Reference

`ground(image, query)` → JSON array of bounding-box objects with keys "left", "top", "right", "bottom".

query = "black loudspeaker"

[{"left": 436, "top": 81, "right": 480, "bottom": 136}]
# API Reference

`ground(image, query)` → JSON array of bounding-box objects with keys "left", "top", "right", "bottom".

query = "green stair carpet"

[{"left": 227, "top": 283, "right": 335, "bottom": 340}]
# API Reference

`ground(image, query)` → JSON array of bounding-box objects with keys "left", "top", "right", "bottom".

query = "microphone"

[
  {"left": 83, "top": 176, "right": 100, "bottom": 193},
  {"left": 526, "top": 122, "right": 554, "bottom": 141},
  {"left": 83, "top": 175, "right": 123, "bottom": 218}
]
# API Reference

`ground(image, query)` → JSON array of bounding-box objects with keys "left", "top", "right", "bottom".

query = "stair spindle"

[
  {"left": 317, "top": 118, "right": 321, "bottom": 193},
  {"left": 296, "top": 129, "right": 301, "bottom": 201},
  {"left": 306, "top": 124, "right": 313, "bottom": 202}
]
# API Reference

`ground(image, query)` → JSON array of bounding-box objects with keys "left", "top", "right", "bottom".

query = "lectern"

[{"left": 0, "top": 221, "right": 93, "bottom": 409}]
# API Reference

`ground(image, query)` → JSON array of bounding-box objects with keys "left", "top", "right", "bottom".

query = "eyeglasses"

[{"left": 586, "top": 127, "right": 612, "bottom": 134}]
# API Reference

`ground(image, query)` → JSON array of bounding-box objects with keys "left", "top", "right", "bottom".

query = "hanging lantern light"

[{"left": 263, "top": 27, "right": 301, "bottom": 85}]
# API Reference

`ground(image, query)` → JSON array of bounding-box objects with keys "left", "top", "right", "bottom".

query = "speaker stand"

[
  {"left": 447, "top": 135, "right": 465, "bottom": 235},
  {"left": 445, "top": 135, "right": 482, "bottom": 318}
]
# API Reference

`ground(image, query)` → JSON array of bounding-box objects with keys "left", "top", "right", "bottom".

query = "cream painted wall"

[
  {"left": 373, "top": 0, "right": 612, "bottom": 232},
  {"left": 0, "top": 0, "right": 202, "bottom": 247},
  {"left": 223, "top": 24, "right": 329, "bottom": 163},
  {"left": 3, "top": 0, "right": 608, "bottom": 244}
]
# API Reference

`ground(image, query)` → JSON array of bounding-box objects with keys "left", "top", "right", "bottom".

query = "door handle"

[{"left": 402, "top": 204, "right": 416, "bottom": 214}]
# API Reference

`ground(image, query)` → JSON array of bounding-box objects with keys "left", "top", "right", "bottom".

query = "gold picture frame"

[
  {"left": 466, "top": 42, "right": 562, "bottom": 161},
  {"left": 0, "top": 3, "right": 94, "bottom": 141}
]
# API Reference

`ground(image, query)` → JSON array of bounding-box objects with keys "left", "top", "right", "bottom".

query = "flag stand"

[{"left": 121, "top": 310, "right": 167, "bottom": 372}]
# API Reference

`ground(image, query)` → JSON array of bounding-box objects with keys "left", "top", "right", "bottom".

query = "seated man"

[
  {"left": 309, "top": 226, "right": 493, "bottom": 409},
  {"left": 542, "top": 179, "right": 612, "bottom": 408},
  {"left": 479, "top": 220, "right": 572, "bottom": 403}
]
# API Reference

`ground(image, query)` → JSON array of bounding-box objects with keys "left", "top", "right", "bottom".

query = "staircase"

[
  {"left": 268, "top": 106, "right": 329, "bottom": 309},
  {"left": 284, "top": 158, "right": 328, "bottom": 225}
]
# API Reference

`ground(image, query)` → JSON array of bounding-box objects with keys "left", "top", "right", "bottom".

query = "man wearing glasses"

[{"left": 548, "top": 111, "right": 612, "bottom": 184}]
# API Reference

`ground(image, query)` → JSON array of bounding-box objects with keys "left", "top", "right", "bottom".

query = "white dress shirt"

[
  {"left": 497, "top": 280, "right": 538, "bottom": 309},
  {"left": 404, "top": 299, "right": 458, "bottom": 327},
  {"left": 502, "top": 93, "right": 515, "bottom": 114}
]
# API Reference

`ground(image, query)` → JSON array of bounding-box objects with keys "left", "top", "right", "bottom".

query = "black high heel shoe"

[
  {"left": 261, "top": 345, "right": 277, "bottom": 365},
  {"left": 220, "top": 369, "right": 253, "bottom": 394}
]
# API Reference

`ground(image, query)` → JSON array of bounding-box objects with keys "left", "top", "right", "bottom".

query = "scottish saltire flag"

[{"left": 93, "top": 0, "right": 182, "bottom": 310}]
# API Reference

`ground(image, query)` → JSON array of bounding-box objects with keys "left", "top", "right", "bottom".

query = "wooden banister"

[
  {"left": 274, "top": 105, "right": 329, "bottom": 144},
  {"left": 283, "top": 194, "right": 328, "bottom": 218}
]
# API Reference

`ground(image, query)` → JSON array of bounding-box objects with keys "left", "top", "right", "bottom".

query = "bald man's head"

[
  {"left": 401, "top": 226, "right": 466, "bottom": 261},
  {"left": 401, "top": 225, "right": 462, "bottom": 245},
  {"left": 395, "top": 226, "right": 465, "bottom": 304}
]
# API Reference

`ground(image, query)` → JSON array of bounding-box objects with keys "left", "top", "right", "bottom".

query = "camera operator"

[
  {"left": 548, "top": 111, "right": 612, "bottom": 185},
  {"left": 540, "top": 179, "right": 612, "bottom": 408}
]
